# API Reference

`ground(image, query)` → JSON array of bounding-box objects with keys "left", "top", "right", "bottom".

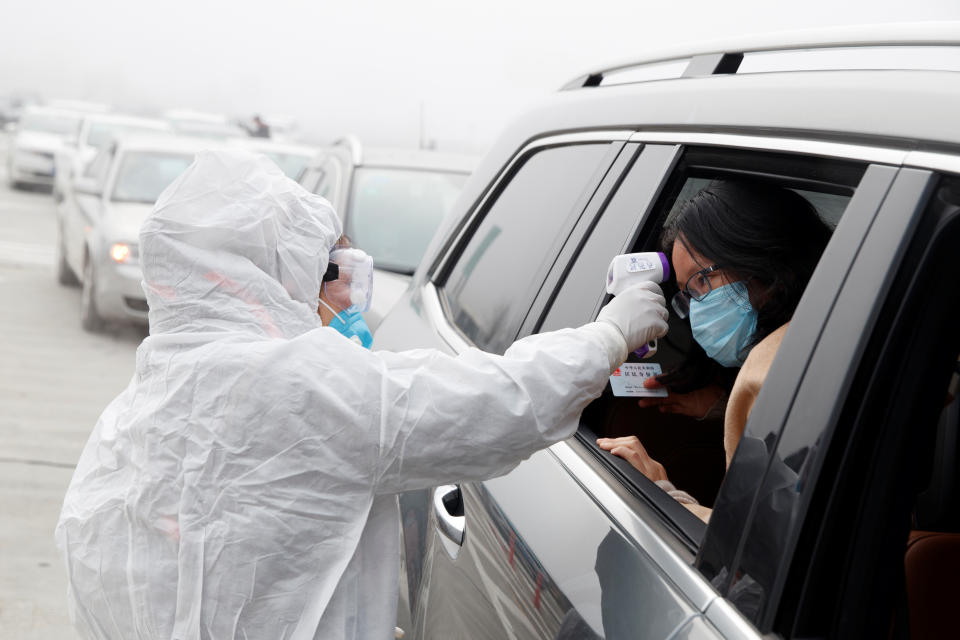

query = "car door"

[
  {"left": 409, "top": 133, "right": 903, "bottom": 639},
  {"left": 407, "top": 140, "right": 703, "bottom": 639},
  {"left": 62, "top": 144, "right": 112, "bottom": 278}
]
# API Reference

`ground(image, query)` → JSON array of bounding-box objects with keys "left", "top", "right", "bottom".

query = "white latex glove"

[{"left": 596, "top": 281, "right": 669, "bottom": 354}]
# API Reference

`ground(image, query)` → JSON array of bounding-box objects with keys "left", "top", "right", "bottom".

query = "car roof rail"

[
  {"left": 561, "top": 22, "right": 960, "bottom": 90},
  {"left": 333, "top": 134, "right": 363, "bottom": 165}
]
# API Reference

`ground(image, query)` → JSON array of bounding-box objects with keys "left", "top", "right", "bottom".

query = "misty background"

[{"left": 4, "top": 0, "right": 959, "bottom": 153}]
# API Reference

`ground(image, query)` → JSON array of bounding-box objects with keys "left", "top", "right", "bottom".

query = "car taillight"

[{"left": 110, "top": 243, "right": 131, "bottom": 263}]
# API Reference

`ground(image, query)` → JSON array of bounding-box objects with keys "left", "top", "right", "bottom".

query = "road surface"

[{"left": 0, "top": 134, "right": 143, "bottom": 639}]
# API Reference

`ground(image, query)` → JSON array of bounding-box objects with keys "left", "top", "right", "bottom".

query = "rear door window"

[{"left": 440, "top": 142, "right": 620, "bottom": 354}]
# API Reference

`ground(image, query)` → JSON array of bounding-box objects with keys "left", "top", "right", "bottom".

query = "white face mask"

[{"left": 324, "top": 248, "right": 374, "bottom": 313}]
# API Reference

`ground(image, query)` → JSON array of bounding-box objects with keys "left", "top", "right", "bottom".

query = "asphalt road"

[{"left": 0, "top": 136, "right": 144, "bottom": 639}]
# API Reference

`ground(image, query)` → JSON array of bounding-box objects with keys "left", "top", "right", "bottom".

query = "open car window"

[{"left": 538, "top": 144, "right": 867, "bottom": 550}]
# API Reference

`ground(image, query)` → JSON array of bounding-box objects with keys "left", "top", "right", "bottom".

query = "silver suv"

[{"left": 374, "top": 25, "right": 960, "bottom": 640}]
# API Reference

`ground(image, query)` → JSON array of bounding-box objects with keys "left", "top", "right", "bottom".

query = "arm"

[
  {"left": 372, "top": 321, "right": 627, "bottom": 493},
  {"left": 595, "top": 435, "right": 711, "bottom": 521},
  {"left": 371, "top": 281, "right": 669, "bottom": 493}
]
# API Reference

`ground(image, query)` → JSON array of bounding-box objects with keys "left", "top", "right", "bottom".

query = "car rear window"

[{"left": 111, "top": 152, "right": 194, "bottom": 204}]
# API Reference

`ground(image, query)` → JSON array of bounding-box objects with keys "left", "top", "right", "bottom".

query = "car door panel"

[
  {"left": 416, "top": 449, "right": 701, "bottom": 639},
  {"left": 395, "top": 141, "right": 633, "bottom": 628}
]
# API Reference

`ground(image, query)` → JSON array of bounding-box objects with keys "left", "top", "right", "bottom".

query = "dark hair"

[
  {"left": 663, "top": 179, "right": 832, "bottom": 345},
  {"left": 656, "top": 179, "right": 832, "bottom": 393}
]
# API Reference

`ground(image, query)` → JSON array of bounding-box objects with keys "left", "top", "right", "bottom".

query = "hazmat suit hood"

[{"left": 141, "top": 150, "right": 341, "bottom": 338}]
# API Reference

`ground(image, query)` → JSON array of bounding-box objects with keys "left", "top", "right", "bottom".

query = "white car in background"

[
  {"left": 231, "top": 137, "right": 317, "bottom": 180},
  {"left": 7, "top": 106, "right": 84, "bottom": 189},
  {"left": 53, "top": 113, "right": 171, "bottom": 202},
  {"left": 56, "top": 134, "right": 209, "bottom": 331},
  {"left": 298, "top": 137, "right": 477, "bottom": 330}
]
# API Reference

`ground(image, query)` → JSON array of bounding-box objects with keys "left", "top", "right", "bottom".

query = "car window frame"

[
  {"left": 431, "top": 133, "right": 631, "bottom": 351},
  {"left": 522, "top": 140, "right": 873, "bottom": 546},
  {"left": 431, "top": 132, "right": 634, "bottom": 285}
]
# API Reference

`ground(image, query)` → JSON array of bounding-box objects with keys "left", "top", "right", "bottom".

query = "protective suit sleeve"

[{"left": 372, "top": 321, "right": 626, "bottom": 493}]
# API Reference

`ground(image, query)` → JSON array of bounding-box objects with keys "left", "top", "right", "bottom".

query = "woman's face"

[{"left": 671, "top": 235, "right": 733, "bottom": 298}]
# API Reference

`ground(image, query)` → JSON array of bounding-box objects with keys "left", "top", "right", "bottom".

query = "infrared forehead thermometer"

[{"left": 605, "top": 252, "right": 671, "bottom": 359}]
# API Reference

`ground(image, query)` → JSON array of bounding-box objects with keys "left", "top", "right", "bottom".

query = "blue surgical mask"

[
  {"left": 689, "top": 281, "right": 758, "bottom": 367},
  {"left": 319, "top": 298, "right": 374, "bottom": 349}
]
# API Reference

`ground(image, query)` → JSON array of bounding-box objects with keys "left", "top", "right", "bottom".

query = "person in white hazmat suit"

[{"left": 55, "top": 150, "right": 669, "bottom": 640}]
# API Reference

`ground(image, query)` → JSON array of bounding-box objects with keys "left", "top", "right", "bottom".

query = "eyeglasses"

[{"left": 671, "top": 264, "right": 721, "bottom": 319}]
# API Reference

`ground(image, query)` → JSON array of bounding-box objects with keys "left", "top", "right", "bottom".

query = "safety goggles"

[
  {"left": 323, "top": 248, "right": 374, "bottom": 313},
  {"left": 671, "top": 263, "right": 721, "bottom": 319}
]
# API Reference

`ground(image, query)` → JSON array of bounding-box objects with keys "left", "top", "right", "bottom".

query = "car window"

[
  {"left": 305, "top": 157, "right": 341, "bottom": 203},
  {"left": 85, "top": 122, "right": 165, "bottom": 149},
  {"left": 547, "top": 146, "right": 867, "bottom": 551},
  {"left": 346, "top": 167, "right": 467, "bottom": 274},
  {"left": 442, "top": 143, "right": 615, "bottom": 354},
  {"left": 260, "top": 152, "right": 311, "bottom": 180},
  {"left": 316, "top": 161, "right": 337, "bottom": 201},
  {"left": 19, "top": 111, "right": 79, "bottom": 137},
  {"left": 540, "top": 144, "right": 679, "bottom": 333},
  {"left": 110, "top": 151, "right": 194, "bottom": 204}
]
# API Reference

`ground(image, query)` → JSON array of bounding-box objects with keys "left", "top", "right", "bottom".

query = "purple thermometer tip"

[{"left": 657, "top": 252, "right": 670, "bottom": 282}]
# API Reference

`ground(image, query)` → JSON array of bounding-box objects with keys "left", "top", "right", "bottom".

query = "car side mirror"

[{"left": 74, "top": 177, "right": 102, "bottom": 197}]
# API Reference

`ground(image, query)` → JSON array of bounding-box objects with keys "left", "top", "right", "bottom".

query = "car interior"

[
  {"left": 579, "top": 147, "right": 857, "bottom": 518},
  {"left": 899, "top": 376, "right": 960, "bottom": 640}
]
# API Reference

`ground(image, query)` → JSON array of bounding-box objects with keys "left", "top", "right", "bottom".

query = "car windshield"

[
  {"left": 346, "top": 167, "right": 468, "bottom": 274},
  {"left": 110, "top": 151, "right": 194, "bottom": 204},
  {"left": 19, "top": 112, "right": 80, "bottom": 137},
  {"left": 86, "top": 122, "right": 165, "bottom": 149},
  {"left": 261, "top": 152, "right": 311, "bottom": 180}
]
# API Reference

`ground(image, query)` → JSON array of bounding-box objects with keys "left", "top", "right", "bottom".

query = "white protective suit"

[{"left": 55, "top": 150, "right": 643, "bottom": 640}]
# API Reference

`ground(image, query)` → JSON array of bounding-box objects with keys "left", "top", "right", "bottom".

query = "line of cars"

[{"left": 4, "top": 101, "right": 478, "bottom": 334}]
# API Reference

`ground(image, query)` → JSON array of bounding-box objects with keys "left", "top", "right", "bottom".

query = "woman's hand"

[
  {"left": 596, "top": 435, "right": 668, "bottom": 483},
  {"left": 637, "top": 378, "right": 726, "bottom": 419}
]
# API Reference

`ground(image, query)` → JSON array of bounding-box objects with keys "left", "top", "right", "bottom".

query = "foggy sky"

[{"left": 2, "top": 0, "right": 959, "bottom": 153}]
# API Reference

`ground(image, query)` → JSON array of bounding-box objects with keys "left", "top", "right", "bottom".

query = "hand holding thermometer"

[{"left": 605, "top": 252, "right": 671, "bottom": 358}]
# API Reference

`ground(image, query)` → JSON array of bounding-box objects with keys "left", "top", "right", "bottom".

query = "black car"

[{"left": 375, "top": 25, "right": 960, "bottom": 640}]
